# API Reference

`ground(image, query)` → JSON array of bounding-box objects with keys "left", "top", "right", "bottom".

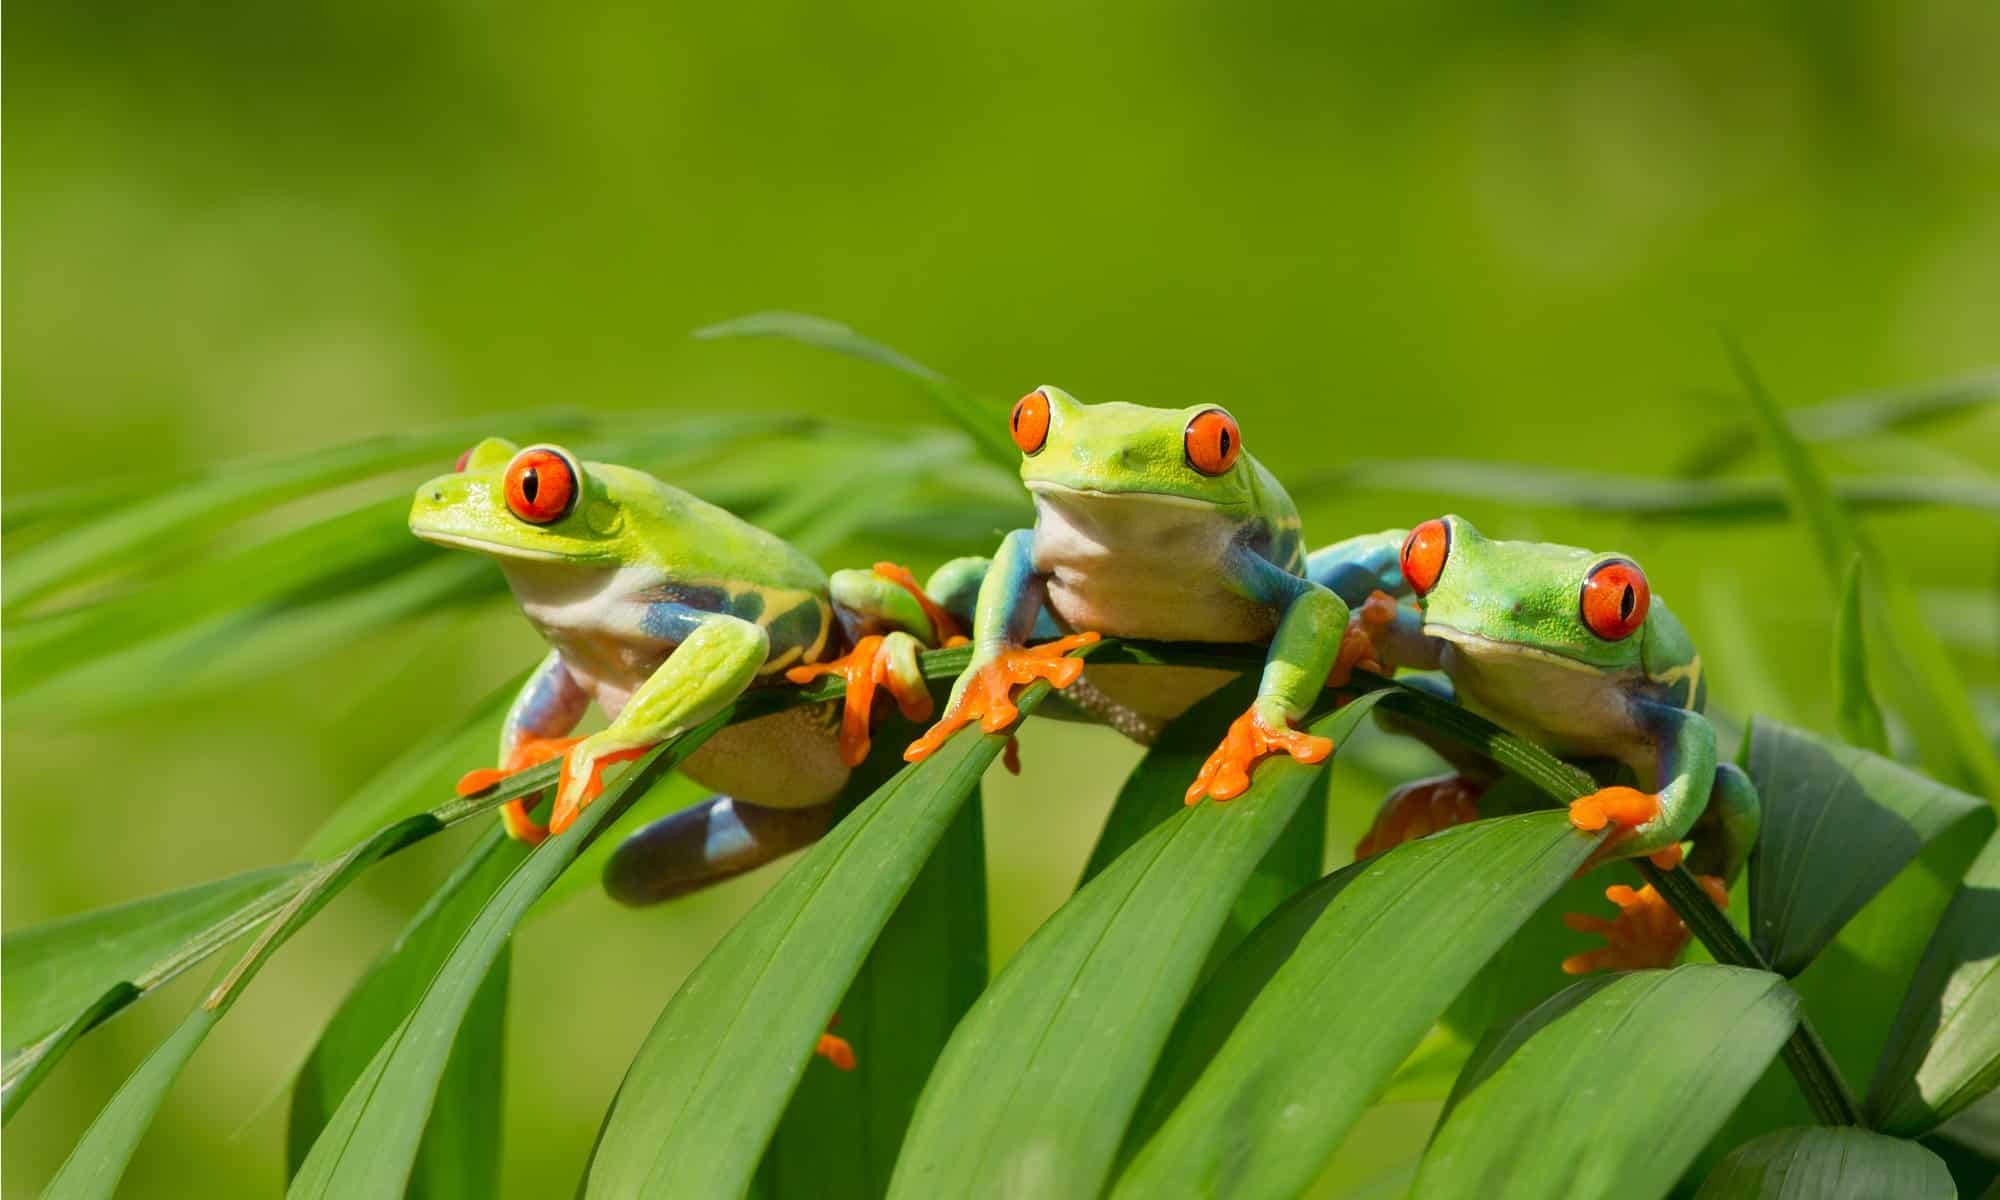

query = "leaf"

[
  {"left": 406, "top": 946, "right": 510, "bottom": 1200},
  {"left": 1414, "top": 966, "right": 1799, "bottom": 1200},
  {"left": 1678, "top": 368, "right": 2000, "bottom": 480},
  {"left": 1867, "top": 830, "right": 2000, "bottom": 1135},
  {"left": 0, "top": 985, "right": 139, "bottom": 1124},
  {"left": 581, "top": 677, "right": 1074, "bottom": 1199},
  {"left": 1695, "top": 1126, "right": 1956, "bottom": 1199},
  {"left": 1113, "top": 811, "right": 1604, "bottom": 1200},
  {"left": 1832, "top": 555, "right": 1889, "bottom": 755},
  {"left": 1285, "top": 460, "right": 2000, "bottom": 521},
  {"left": 888, "top": 690, "right": 1392, "bottom": 1200},
  {"left": 759, "top": 728, "right": 988, "bottom": 1198},
  {"left": 1745, "top": 716, "right": 1993, "bottom": 975},
  {"left": 1727, "top": 341, "right": 2000, "bottom": 801},
  {"left": 43, "top": 813, "right": 446, "bottom": 1200},
  {"left": 4, "top": 495, "right": 428, "bottom": 698},
  {"left": 287, "top": 829, "right": 528, "bottom": 1188},
  {"left": 291, "top": 717, "right": 729, "bottom": 1198},
  {"left": 696, "top": 311, "right": 1021, "bottom": 470},
  {"left": 2, "top": 863, "right": 308, "bottom": 1059},
  {"left": 2, "top": 413, "right": 590, "bottom": 612}
]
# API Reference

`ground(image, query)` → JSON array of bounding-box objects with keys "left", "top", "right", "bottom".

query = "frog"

[
  {"left": 903, "top": 387, "right": 1379, "bottom": 805},
  {"left": 409, "top": 437, "right": 981, "bottom": 868},
  {"left": 1321, "top": 515, "right": 1761, "bottom": 972}
]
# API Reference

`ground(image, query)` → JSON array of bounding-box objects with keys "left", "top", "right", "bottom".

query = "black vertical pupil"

[
  {"left": 522, "top": 469, "right": 540, "bottom": 503},
  {"left": 1012, "top": 406, "right": 1022, "bottom": 430},
  {"left": 1619, "top": 584, "right": 1635, "bottom": 620},
  {"left": 1218, "top": 428, "right": 1232, "bottom": 457}
]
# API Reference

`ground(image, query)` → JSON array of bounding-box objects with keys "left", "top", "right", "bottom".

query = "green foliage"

[{"left": 5, "top": 357, "right": 1999, "bottom": 1198}]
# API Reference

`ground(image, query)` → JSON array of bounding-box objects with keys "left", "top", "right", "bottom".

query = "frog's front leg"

[
  {"left": 456, "top": 650, "right": 592, "bottom": 844},
  {"left": 904, "top": 529, "right": 1098, "bottom": 762},
  {"left": 549, "top": 613, "right": 770, "bottom": 837},
  {"left": 1561, "top": 702, "right": 1734, "bottom": 973},
  {"left": 1184, "top": 551, "right": 1351, "bottom": 805}
]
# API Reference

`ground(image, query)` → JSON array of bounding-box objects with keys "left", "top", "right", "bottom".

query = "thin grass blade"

[{"left": 1833, "top": 555, "right": 1890, "bottom": 755}]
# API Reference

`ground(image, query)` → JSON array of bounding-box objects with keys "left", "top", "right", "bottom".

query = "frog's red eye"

[
  {"left": 1400, "top": 519, "right": 1450, "bottom": 596},
  {"left": 1581, "top": 559, "right": 1649, "bottom": 640},
  {"left": 1011, "top": 390, "right": 1051, "bottom": 455},
  {"left": 1184, "top": 409, "right": 1241, "bottom": 476},
  {"left": 454, "top": 447, "right": 474, "bottom": 472},
  {"left": 504, "top": 448, "right": 578, "bottom": 525}
]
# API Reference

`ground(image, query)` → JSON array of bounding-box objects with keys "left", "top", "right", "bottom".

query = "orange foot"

[
  {"left": 903, "top": 632, "right": 1101, "bottom": 763},
  {"left": 1185, "top": 708, "right": 1333, "bottom": 806},
  {"left": 548, "top": 742, "right": 654, "bottom": 837},
  {"left": 1561, "top": 875, "right": 1728, "bottom": 974},
  {"left": 787, "top": 634, "right": 935, "bottom": 767},
  {"left": 1355, "top": 775, "right": 1485, "bottom": 858},
  {"left": 815, "top": 1031, "right": 857, "bottom": 1072},
  {"left": 1327, "top": 590, "right": 1400, "bottom": 688},
  {"left": 456, "top": 735, "right": 585, "bottom": 845}
]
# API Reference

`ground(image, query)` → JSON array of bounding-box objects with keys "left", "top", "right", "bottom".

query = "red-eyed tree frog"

[
  {"left": 1323, "top": 515, "right": 1761, "bottom": 972},
  {"left": 903, "top": 388, "right": 1377, "bottom": 803},
  {"left": 409, "top": 438, "right": 980, "bottom": 860}
]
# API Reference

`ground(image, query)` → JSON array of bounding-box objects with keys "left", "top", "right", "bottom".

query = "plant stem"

[{"left": 1637, "top": 859, "right": 1862, "bottom": 1126}]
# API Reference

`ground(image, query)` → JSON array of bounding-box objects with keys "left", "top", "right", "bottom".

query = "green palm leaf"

[{"left": 1695, "top": 1126, "right": 1956, "bottom": 1199}]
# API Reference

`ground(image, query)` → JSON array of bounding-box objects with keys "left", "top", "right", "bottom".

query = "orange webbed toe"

[
  {"left": 457, "top": 735, "right": 585, "bottom": 843},
  {"left": 548, "top": 744, "right": 651, "bottom": 836},
  {"left": 1566, "top": 785, "right": 1661, "bottom": 836},
  {"left": 1355, "top": 775, "right": 1484, "bottom": 858},
  {"left": 903, "top": 633, "right": 1101, "bottom": 763},
  {"left": 1184, "top": 709, "right": 1333, "bottom": 806},
  {"left": 787, "top": 635, "right": 935, "bottom": 767},
  {"left": 1560, "top": 875, "right": 1728, "bottom": 975}
]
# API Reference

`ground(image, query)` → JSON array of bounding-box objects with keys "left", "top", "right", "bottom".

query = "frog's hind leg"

[
  {"left": 603, "top": 796, "right": 837, "bottom": 906},
  {"left": 1355, "top": 774, "right": 1488, "bottom": 859}
]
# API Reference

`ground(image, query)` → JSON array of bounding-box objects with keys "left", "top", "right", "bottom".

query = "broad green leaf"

[
  {"left": 696, "top": 311, "right": 1021, "bottom": 471},
  {"left": 1286, "top": 459, "right": 2000, "bottom": 521},
  {"left": 407, "top": 946, "right": 510, "bottom": 1200},
  {"left": 1867, "top": 831, "right": 2000, "bottom": 1135},
  {"left": 287, "top": 829, "right": 527, "bottom": 1188},
  {"left": 1745, "top": 716, "right": 1992, "bottom": 975},
  {"left": 1114, "top": 811, "right": 1603, "bottom": 1199},
  {"left": 582, "top": 679, "right": 1072, "bottom": 1198},
  {"left": 1414, "top": 966, "right": 1799, "bottom": 1200},
  {"left": 4, "top": 495, "right": 428, "bottom": 698},
  {"left": 289, "top": 719, "right": 725, "bottom": 1199},
  {"left": 3, "top": 412, "right": 590, "bottom": 612},
  {"left": 0, "top": 985, "right": 138, "bottom": 1123},
  {"left": 1696, "top": 1126, "right": 1956, "bottom": 1199},
  {"left": 759, "top": 727, "right": 988, "bottom": 1198},
  {"left": 2, "top": 864, "right": 307, "bottom": 1059},
  {"left": 889, "top": 690, "right": 1392, "bottom": 1200},
  {"left": 44, "top": 813, "right": 447, "bottom": 1200},
  {"left": 1833, "top": 555, "right": 1889, "bottom": 755},
  {"left": 1728, "top": 341, "right": 2000, "bottom": 800}
]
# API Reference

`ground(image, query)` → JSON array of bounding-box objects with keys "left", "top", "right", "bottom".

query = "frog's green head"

[
  {"left": 1399, "top": 514, "right": 1657, "bottom": 672},
  {"left": 1009, "top": 386, "right": 1259, "bottom": 511},
  {"left": 410, "top": 438, "right": 634, "bottom": 566}
]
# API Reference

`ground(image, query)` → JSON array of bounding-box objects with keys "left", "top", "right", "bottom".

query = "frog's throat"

[{"left": 1422, "top": 623, "right": 1606, "bottom": 674}]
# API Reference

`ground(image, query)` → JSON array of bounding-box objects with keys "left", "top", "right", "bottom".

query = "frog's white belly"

[
  {"left": 1030, "top": 486, "right": 1277, "bottom": 644},
  {"left": 1436, "top": 630, "right": 1645, "bottom": 760}
]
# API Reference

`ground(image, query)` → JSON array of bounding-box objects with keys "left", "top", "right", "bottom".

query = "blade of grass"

[
  {"left": 1727, "top": 340, "right": 2000, "bottom": 801},
  {"left": 1113, "top": 812, "right": 1604, "bottom": 1198},
  {"left": 3, "top": 413, "right": 592, "bottom": 612},
  {"left": 696, "top": 311, "right": 1021, "bottom": 470},
  {"left": 1414, "top": 966, "right": 1799, "bottom": 1200},
  {"left": 289, "top": 717, "right": 729, "bottom": 1198},
  {"left": 1678, "top": 369, "right": 2000, "bottom": 480},
  {"left": 1833, "top": 555, "right": 1890, "bottom": 755},
  {"left": 757, "top": 725, "right": 988, "bottom": 1198},
  {"left": 887, "top": 689, "right": 1394, "bottom": 1200},
  {"left": 582, "top": 668, "right": 1085, "bottom": 1198}
]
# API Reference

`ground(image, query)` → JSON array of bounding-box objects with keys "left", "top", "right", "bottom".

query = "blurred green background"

[{"left": 5, "top": 0, "right": 1997, "bottom": 1194}]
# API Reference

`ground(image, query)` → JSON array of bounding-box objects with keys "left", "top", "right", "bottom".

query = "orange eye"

[
  {"left": 1011, "top": 390, "right": 1051, "bottom": 455},
  {"left": 1400, "top": 519, "right": 1450, "bottom": 596},
  {"left": 503, "top": 448, "right": 578, "bottom": 525},
  {"left": 1183, "top": 409, "right": 1241, "bottom": 476},
  {"left": 1580, "top": 559, "right": 1650, "bottom": 640}
]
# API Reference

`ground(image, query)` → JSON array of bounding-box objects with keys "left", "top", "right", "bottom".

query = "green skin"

[
  {"left": 1319, "top": 515, "right": 1760, "bottom": 877},
  {"left": 936, "top": 387, "right": 1351, "bottom": 783},
  {"left": 410, "top": 437, "right": 982, "bottom": 890}
]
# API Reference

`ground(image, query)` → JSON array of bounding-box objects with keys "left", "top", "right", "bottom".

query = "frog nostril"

[{"left": 432, "top": 491, "right": 444, "bottom": 502}]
